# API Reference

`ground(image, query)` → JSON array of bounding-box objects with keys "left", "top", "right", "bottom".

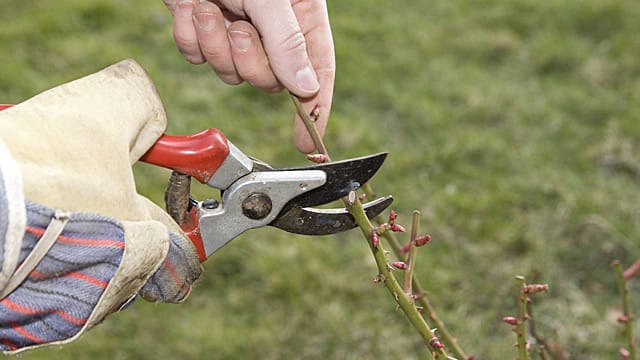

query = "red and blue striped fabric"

[
  {"left": 0, "top": 202, "right": 125, "bottom": 351},
  {"left": 0, "top": 201, "right": 196, "bottom": 352}
]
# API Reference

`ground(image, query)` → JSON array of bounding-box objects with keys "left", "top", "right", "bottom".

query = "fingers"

[
  {"left": 172, "top": 0, "right": 204, "bottom": 64},
  {"left": 227, "top": 21, "right": 282, "bottom": 92},
  {"left": 244, "top": 0, "right": 320, "bottom": 98},
  {"left": 192, "top": 2, "right": 241, "bottom": 84},
  {"left": 168, "top": 0, "right": 336, "bottom": 153},
  {"left": 191, "top": 2, "right": 282, "bottom": 90}
]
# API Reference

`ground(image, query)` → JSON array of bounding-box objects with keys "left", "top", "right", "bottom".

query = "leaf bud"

[{"left": 414, "top": 234, "right": 432, "bottom": 247}]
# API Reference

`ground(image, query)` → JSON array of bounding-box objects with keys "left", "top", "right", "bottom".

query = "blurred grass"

[{"left": 2, "top": 0, "right": 640, "bottom": 358}]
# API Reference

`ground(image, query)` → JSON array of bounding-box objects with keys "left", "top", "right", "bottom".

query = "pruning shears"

[
  {"left": 140, "top": 128, "right": 392, "bottom": 261},
  {"left": 0, "top": 104, "right": 392, "bottom": 262}
]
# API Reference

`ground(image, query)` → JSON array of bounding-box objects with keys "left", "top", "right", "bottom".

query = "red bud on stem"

[
  {"left": 391, "top": 261, "right": 407, "bottom": 270},
  {"left": 523, "top": 284, "right": 549, "bottom": 294},
  {"left": 502, "top": 316, "right": 519, "bottom": 326},
  {"left": 414, "top": 234, "right": 432, "bottom": 247},
  {"left": 370, "top": 231, "right": 380, "bottom": 248},
  {"left": 306, "top": 153, "right": 328, "bottom": 163}
]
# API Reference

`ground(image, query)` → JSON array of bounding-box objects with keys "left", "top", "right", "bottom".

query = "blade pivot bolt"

[{"left": 242, "top": 193, "right": 273, "bottom": 220}]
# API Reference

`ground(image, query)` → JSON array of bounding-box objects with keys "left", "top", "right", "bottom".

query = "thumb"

[{"left": 245, "top": 2, "right": 319, "bottom": 97}]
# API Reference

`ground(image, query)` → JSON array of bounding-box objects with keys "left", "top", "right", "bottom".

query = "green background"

[{"left": 2, "top": 0, "right": 640, "bottom": 358}]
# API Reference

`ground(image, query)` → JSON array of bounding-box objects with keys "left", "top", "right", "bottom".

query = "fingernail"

[
  {"left": 176, "top": 0, "right": 195, "bottom": 19},
  {"left": 296, "top": 66, "right": 320, "bottom": 93},
  {"left": 193, "top": 12, "right": 215, "bottom": 31},
  {"left": 228, "top": 30, "right": 252, "bottom": 52}
]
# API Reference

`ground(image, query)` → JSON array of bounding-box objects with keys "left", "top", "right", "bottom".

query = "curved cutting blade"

[
  {"left": 279, "top": 153, "right": 387, "bottom": 209},
  {"left": 271, "top": 196, "right": 394, "bottom": 235}
]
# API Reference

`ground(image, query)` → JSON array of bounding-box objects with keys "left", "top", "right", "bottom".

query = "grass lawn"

[{"left": 2, "top": 0, "right": 640, "bottom": 358}]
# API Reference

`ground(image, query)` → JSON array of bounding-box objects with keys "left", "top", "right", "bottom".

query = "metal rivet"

[
  {"left": 241, "top": 193, "right": 272, "bottom": 220},
  {"left": 202, "top": 199, "right": 219, "bottom": 210}
]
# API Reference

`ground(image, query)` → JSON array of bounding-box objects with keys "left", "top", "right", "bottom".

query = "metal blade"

[
  {"left": 279, "top": 153, "right": 387, "bottom": 209},
  {"left": 270, "top": 196, "right": 393, "bottom": 235}
]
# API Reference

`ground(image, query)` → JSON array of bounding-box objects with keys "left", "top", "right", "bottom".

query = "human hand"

[
  {"left": 0, "top": 60, "right": 202, "bottom": 353},
  {"left": 163, "top": 0, "right": 335, "bottom": 153}
]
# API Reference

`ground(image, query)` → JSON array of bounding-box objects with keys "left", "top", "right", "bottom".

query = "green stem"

[
  {"left": 347, "top": 198, "right": 449, "bottom": 358},
  {"left": 516, "top": 276, "right": 530, "bottom": 360},
  {"left": 612, "top": 260, "right": 636, "bottom": 360},
  {"left": 293, "top": 95, "right": 452, "bottom": 358},
  {"left": 362, "top": 183, "right": 469, "bottom": 360}
]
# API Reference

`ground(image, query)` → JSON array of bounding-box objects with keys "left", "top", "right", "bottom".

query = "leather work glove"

[{"left": 0, "top": 59, "right": 203, "bottom": 354}]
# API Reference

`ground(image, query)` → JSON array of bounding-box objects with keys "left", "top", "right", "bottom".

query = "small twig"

[
  {"left": 612, "top": 260, "right": 637, "bottom": 360},
  {"left": 403, "top": 211, "right": 420, "bottom": 295},
  {"left": 290, "top": 93, "right": 330, "bottom": 160},
  {"left": 515, "top": 276, "right": 531, "bottom": 360},
  {"left": 527, "top": 299, "right": 566, "bottom": 360}
]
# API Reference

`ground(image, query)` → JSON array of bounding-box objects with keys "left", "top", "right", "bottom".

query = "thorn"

[
  {"left": 389, "top": 224, "right": 406, "bottom": 232},
  {"left": 391, "top": 261, "right": 407, "bottom": 270},
  {"left": 347, "top": 191, "right": 356, "bottom": 206},
  {"left": 309, "top": 104, "right": 320, "bottom": 121},
  {"left": 502, "top": 316, "right": 519, "bottom": 326},
  {"left": 373, "top": 274, "right": 386, "bottom": 283}
]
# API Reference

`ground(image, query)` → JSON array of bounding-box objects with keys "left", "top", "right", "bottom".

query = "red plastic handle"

[
  {"left": 181, "top": 206, "right": 207, "bottom": 262},
  {"left": 140, "top": 128, "right": 230, "bottom": 184}
]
